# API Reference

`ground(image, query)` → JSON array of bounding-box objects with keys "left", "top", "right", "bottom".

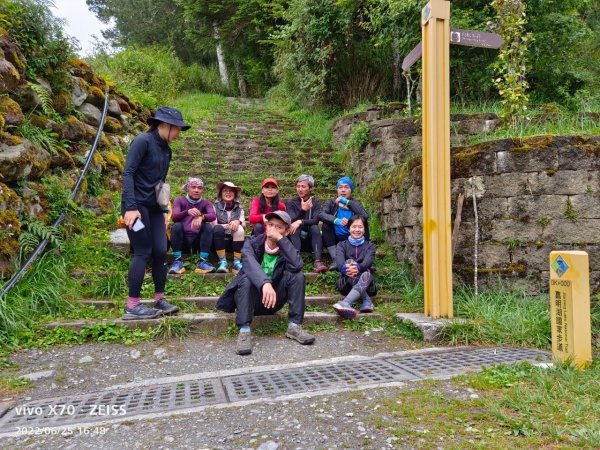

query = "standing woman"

[
  {"left": 121, "top": 107, "right": 190, "bottom": 319},
  {"left": 248, "top": 178, "right": 286, "bottom": 236}
]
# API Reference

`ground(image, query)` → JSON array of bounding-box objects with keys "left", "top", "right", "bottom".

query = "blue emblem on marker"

[
  {"left": 552, "top": 255, "right": 569, "bottom": 278},
  {"left": 423, "top": 6, "right": 431, "bottom": 21}
]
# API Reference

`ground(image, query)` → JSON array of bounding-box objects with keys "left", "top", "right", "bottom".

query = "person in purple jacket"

[{"left": 168, "top": 177, "right": 217, "bottom": 274}]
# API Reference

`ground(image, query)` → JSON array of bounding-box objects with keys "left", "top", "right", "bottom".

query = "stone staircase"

[
  {"left": 56, "top": 98, "right": 391, "bottom": 333},
  {"left": 169, "top": 99, "right": 340, "bottom": 200}
]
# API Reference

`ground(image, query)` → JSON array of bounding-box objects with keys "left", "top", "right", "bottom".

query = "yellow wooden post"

[
  {"left": 549, "top": 251, "right": 592, "bottom": 368},
  {"left": 422, "top": 0, "right": 453, "bottom": 318}
]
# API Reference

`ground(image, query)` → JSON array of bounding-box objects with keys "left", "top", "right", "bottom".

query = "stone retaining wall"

[{"left": 334, "top": 107, "right": 600, "bottom": 294}]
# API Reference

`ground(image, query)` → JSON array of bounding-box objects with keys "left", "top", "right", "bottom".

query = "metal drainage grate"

[
  {"left": 387, "top": 347, "right": 550, "bottom": 378},
  {"left": 222, "top": 359, "right": 416, "bottom": 402},
  {"left": 0, "top": 378, "right": 226, "bottom": 430},
  {"left": 0, "top": 347, "right": 552, "bottom": 433}
]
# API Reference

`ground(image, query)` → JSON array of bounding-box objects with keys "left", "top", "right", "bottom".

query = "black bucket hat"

[{"left": 147, "top": 106, "right": 191, "bottom": 131}]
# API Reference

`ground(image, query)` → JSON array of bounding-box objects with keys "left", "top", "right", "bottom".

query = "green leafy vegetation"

[
  {"left": 368, "top": 360, "right": 600, "bottom": 448},
  {"left": 0, "top": 0, "right": 74, "bottom": 91},
  {"left": 441, "top": 284, "right": 552, "bottom": 348}
]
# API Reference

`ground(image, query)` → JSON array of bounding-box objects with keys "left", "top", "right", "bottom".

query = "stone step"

[
  {"left": 166, "top": 272, "right": 322, "bottom": 283},
  {"left": 44, "top": 311, "right": 384, "bottom": 333},
  {"left": 80, "top": 294, "right": 349, "bottom": 310}
]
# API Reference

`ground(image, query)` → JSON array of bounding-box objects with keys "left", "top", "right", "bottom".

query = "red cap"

[{"left": 261, "top": 178, "right": 279, "bottom": 188}]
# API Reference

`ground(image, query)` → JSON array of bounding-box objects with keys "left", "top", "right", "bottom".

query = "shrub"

[{"left": 0, "top": 0, "right": 75, "bottom": 92}]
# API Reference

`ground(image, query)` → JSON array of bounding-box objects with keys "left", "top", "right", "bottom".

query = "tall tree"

[{"left": 86, "top": 0, "right": 198, "bottom": 63}]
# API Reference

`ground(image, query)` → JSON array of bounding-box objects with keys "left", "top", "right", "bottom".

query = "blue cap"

[{"left": 336, "top": 176, "right": 354, "bottom": 192}]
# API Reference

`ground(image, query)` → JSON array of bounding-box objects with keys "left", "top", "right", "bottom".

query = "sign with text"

[
  {"left": 549, "top": 251, "right": 592, "bottom": 368},
  {"left": 449, "top": 29, "right": 504, "bottom": 49},
  {"left": 402, "top": 29, "right": 503, "bottom": 71}
]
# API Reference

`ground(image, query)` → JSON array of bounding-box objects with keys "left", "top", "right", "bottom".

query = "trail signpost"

[
  {"left": 549, "top": 251, "right": 592, "bottom": 368},
  {"left": 405, "top": 0, "right": 503, "bottom": 318}
]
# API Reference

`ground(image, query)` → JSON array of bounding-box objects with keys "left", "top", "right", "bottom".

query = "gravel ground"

[
  {"left": 1, "top": 332, "right": 435, "bottom": 449},
  {"left": 4, "top": 383, "right": 481, "bottom": 449},
  {"left": 6, "top": 331, "right": 427, "bottom": 402}
]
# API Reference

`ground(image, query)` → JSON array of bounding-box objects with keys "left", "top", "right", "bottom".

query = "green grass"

[
  {"left": 441, "top": 284, "right": 552, "bottom": 349},
  {"left": 367, "top": 359, "right": 600, "bottom": 449},
  {"left": 0, "top": 375, "right": 31, "bottom": 397},
  {"left": 465, "top": 106, "right": 600, "bottom": 145},
  {"left": 171, "top": 92, "right": 229, "bottom": 123},
  {"left": 460, "top": 361, "right": 600, "bottom": 447}
]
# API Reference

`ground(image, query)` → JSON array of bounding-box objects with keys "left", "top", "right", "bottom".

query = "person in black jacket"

[
  {"left": 121, "top": 107, "right": 190, "bottom": 320},
  {"left": 319, "top": 176, "right": 369, "bottom": 268},
  {"left": 287, "top": 175, "right": 327, "bottom": 273},
  {"left": 217, "top": 211, "right": 315, "bottom": 355},
  {"left": 332, "top": 215, "right": 377, "bottom": 319}
]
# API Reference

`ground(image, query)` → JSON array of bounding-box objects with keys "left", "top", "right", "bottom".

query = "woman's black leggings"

[{"left": 126, "top": 205, "right": 167, "bottom": 297}]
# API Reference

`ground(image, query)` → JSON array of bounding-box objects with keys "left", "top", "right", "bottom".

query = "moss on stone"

[
  {"left": 452, "top": 144, "right": 488, "bottom": 176},
  {"left": 53, "top": 92, "right": 72, "bottom": 114},
  {"left": 0, "top": 131, "right": 23, "bottom": 145},
  {"left": 103, "top": 150, "right": 125, "bottom": 172},
  {"left": 0, "top": 182, "right": 20, "bottom": 211},
  {"left": 366, "top": 160, "right": 417, "bottom": 202},
  {"left": 512, "top": 135, "right": 555, "bottom": 152},
  {"left": 87, "top": 85, "right": 105, "bottom": 99},
  {"left": 104, "top": 116, "right": 123, "bottom": 134},
  {"left": 0, "top": 95, "right": 23, "bottom": 125},
  {"left": 0, "top": 209, "right": 20, "bottom": 259}
]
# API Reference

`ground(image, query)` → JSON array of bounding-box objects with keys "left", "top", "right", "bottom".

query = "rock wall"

[
  {"left": 0, "top": 29, "right": 149, "bottom": 273},
  {"left": 334, "top": 106, "right": 600, "bottom": 294}
]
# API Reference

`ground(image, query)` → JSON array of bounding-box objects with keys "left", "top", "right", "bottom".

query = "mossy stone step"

[
  {"left": 80, "top": 294, "right": 344, "bottom": 310},
  {"left": 82, "top": 294, "right": 398, "bottom": 310},
  {"left": 166, "top": 272, "right": 321, "bottom": 283},
  {"left": 44, "top": 311, "right": 381, "bottom": 333}
]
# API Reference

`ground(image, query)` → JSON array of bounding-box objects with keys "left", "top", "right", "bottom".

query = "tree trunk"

[
  {"left": 392, "top": 35, "right": 402, "bottom": 100},
  {"left": 234, "top": 59, "right": 248, "bottom": 98},
  {"left": 213, "top": 22, "right": 229, "bottom": 88}
]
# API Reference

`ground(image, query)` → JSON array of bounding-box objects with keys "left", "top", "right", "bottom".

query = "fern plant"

[
  {"left": 28, "top": 82, "right": 62, "bottom": 123},
  {"left": 18, "top": 218, "right": 64, "bottom": 259},
  {"left": 15, "top": 118, "right": 67, "bottom": 156}
]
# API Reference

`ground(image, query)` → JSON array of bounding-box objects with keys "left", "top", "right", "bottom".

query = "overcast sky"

[{"left": 51, "top": 0, "right": 110, "bottom": 56}]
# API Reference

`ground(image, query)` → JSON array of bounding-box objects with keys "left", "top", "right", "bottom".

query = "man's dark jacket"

[
  {"left": 216, "top": 234, "right": 303, "bottom": 313},
  {"left": 286, "top": 196, "right": 321, "bottom": 225}
]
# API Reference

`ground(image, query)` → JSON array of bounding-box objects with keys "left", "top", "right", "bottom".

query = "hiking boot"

[
  {"left": 232, "top": 260, "right": 243, "bottom": 273},
  {"left": 195, "top": 259, "right": 215, "bottom": 274},
  {"left": 154, "top": 299, "right": 180, "bottom": 315},
  {"left": 328, "top": 263, "right": 338, "bottom": 272},
  {"left": 332, "top": 301, "right": 358, "bottom": 319},
  {"left": 168, "top": 260, "right": 185, "bottom": 274},
  {"left": 313, "top": 260, "right": 328, "bottom": 273},
  {"left": 216, "top": 260, "right": 229, "bottom": 273},
  {"left": 236, "top": 332, "right": 252, "bottom": 355},
  {"left": 122, "top": 304, "right": 164, "bottom": 320},
  {"left": 359, "top": 297, "right": 374, "bottom": 313},
  {"left": 285, "top": 324, "right": 315, "bottom": 345}
]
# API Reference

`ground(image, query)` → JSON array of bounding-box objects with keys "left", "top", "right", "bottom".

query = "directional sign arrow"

[
  {"left": 401, "top": 42, "right": 422, "bottom": 72},
  {"left": 401, "top": 29, "right": 503, "bottom": 71},
  {"left": 449, "top": 28, "right": 504, "bottom": 49}
]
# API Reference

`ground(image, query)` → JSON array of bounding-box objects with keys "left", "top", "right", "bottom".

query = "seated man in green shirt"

[{"left": 217, "top": 210, "right": 315, "bottom": 355}]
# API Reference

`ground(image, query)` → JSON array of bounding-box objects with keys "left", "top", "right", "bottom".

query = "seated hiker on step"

[
  {"left": 332, "top": 215, "right": 377, "bottom": 319},
  {"left": 217, "top": 210, "right": 315, "bottom": 355},
  {"left": 168, "top": 177, "right": 216, "bottom": 274},
  {"left": 248, "top": 178, "right": 286, "bottom": 236},
  {"left": 287, "top": 174, "right": 327, "bottom": 273},
  {"left": 212, "top": 181, "right": 246, "bottom": 274},
  {"left": 319, "top": 176, "right": 369, "bottom": 269}
]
